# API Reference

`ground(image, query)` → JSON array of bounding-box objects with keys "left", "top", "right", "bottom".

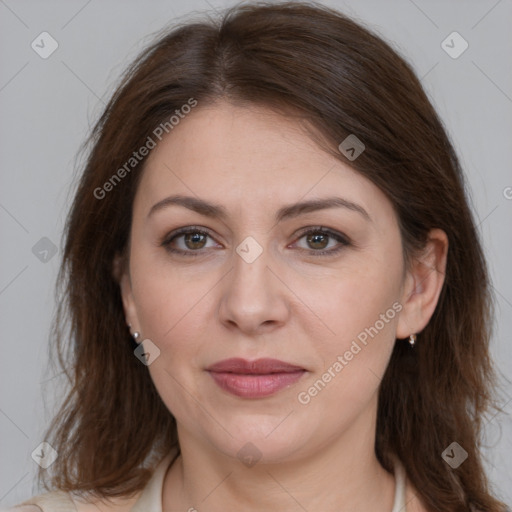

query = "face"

[{"left": 120, "top": 101, "right": 410, "bottom": 464}]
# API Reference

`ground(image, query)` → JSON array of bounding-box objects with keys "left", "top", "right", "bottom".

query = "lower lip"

[{"left": 208, "top": 370, "right": 306, "bottom": 398}]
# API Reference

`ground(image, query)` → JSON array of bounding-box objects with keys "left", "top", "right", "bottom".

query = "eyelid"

[{"left": 292, "top": 225, "right": 351, "bottom": 245}]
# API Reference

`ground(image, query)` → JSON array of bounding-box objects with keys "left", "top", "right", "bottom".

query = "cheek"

[
  {"left": 130, "top": 264, "right": 211, "bottom": 420},
  {"left": 297, "top": 248, "right": 403, "bottom": 389},
  {"left": 302, "top": 257, "right": 402, "bottom": 344},
  {"left": 130, "top": 251, "right": 215, "bottom": 384},
  {"left": 295, "top": 277, "right": 401, "bottom": 423},
  {"left": 130, "top": 246, "right": 208, "bottom": 341},
  {"left": 133, "top": 278, "right": 208, "bottom": 380}
]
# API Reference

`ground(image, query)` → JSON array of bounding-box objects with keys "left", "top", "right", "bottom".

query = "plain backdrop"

[{"left": 1, "top": 0, "right": 511, "bottom": 508}]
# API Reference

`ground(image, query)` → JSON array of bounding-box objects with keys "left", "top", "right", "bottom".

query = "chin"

[{"left": 206, "top": 417, "right": 312, "bottom": 465}]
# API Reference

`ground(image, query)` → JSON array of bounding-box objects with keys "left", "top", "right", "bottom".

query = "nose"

[{"left": 218, "top": 244, "right": 290, "bottom": 335}]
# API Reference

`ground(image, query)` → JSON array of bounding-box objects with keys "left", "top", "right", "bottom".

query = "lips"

[
  {"left": 207, "top": 357, "right": 305, "bottom": 374},
  {"left": 206, "top": 358, "right": 306, "bottom": 398}
]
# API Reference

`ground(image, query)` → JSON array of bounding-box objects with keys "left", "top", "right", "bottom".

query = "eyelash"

[{"left": 161, "top": 225, "right": 351, "bottom": 258}]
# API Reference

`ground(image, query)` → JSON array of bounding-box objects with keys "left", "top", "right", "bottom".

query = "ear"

[
  {"left": 396, "top": 228, "right": 449, "bottom": 339},
  {"left": 113, "top": 253, "right": 140, "bottom": 332}
]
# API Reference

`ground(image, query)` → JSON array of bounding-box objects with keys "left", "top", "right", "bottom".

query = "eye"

[
  {"left": 292, "top": 227, "right": 350, "bottom": 256},
  {"left": 161, "top": 226, "right": 220, "bottom": 256},
  {"left": 161, "top": 225, "right": 350, "bottom": 258}
]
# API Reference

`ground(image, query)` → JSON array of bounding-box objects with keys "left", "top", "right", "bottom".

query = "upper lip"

[{"left": 206, "top": 358, "right": 305, "bottom": 374}]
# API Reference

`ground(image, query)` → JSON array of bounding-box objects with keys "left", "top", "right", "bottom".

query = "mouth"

[{"left": 206, "top": 358, "right": 307, "bottom": 399}]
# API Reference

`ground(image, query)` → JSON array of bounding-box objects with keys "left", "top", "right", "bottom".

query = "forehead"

[
  {"left": 136, "top": 101, "right": 393, "bottom": 224},
  {"left": 145, "top": 102, "right": 337, "bottom": 178}
]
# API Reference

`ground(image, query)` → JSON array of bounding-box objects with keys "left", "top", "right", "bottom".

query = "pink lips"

[{"left": 206, "top": 358, "right": 306, "bottom": 398}]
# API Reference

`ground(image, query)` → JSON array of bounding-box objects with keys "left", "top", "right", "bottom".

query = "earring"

[
  {"left": 409, "top": 333, "right": 416, "bottom": 346},
  {"left": 128, "top": 324, "right": 141, "bottom": 342}
]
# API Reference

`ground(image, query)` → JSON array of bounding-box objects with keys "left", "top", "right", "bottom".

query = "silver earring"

[{"left": 409, "top": 333, "right": 416, "bottom": 346}]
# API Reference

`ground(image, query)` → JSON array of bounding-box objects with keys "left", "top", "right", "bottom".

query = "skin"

[{"left": 117, "top": 100, "right": 448, "bottom": 512}]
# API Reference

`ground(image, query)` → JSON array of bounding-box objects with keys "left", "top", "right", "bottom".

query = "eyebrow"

[{"left": 148, "top": 194, "right": 371, "bottom": 222}]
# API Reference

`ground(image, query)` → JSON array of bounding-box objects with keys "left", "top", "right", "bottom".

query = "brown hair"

[{"left": 40, "top": 2, "right": 507, "bottom": 510}]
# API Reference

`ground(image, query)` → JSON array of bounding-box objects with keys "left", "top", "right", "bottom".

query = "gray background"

[{"left": 1, "top": 0, "right": 511, "bottom": 508}]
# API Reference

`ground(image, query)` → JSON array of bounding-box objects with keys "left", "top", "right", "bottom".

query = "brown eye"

[
  {"left": 293, "top": 227, "right": 350, "bottom": 256},
  {"left": 162, "top": 227, "right": 220, "bottom": 256},
  {"left": 183, "top": 232, "right": 208, "bottom": 250},
  {"left": 306, "top": 232, "right": 330, "bottom": 250}
]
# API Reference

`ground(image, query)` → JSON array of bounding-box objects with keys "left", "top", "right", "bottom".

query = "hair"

[{"left": 39, "top": 1, "right": 507, "bottom": 511}]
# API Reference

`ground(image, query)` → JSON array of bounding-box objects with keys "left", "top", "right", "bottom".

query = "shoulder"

[
  {"left": 72, "top": 494, "right": 140, "bottom": 512},
  {"left": 4, "top": 490, "right": 140, "bottom": 512},
  {"left": 7, "top": 450, "right": 177, "bottom": 512},
  {"left": 1, "top": 507, "right": 44, "bottom": 512}
]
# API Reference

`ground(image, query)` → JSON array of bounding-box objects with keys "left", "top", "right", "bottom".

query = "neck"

[{"left": 162, "top": 399, "right": 396, "bottom": 512}]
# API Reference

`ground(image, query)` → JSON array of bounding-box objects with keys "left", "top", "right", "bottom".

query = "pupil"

[{"left": 308, "top": 233, "right": 328, "bottom": 249}]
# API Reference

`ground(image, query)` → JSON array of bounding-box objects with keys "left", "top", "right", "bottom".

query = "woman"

[{"left": 11, "top": 1, "right": 508, "bottom": 511}]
